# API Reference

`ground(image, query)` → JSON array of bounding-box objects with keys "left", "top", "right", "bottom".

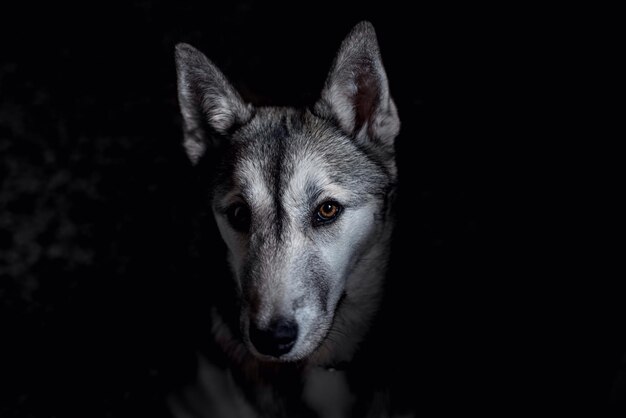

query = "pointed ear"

[
  {"left": 315, "top": 22, "right": 400, "bottom": 151},
  {"left": 175, "top": 43, "right": 253, "bottom": 164}
]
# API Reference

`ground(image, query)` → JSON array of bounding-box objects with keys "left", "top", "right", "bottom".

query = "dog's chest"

[
  {"left": 302, "top": 367, "right": 354, "bottom": 418},
  {"left": 169, "top": 356, "right": 356, "bottom": 418}
]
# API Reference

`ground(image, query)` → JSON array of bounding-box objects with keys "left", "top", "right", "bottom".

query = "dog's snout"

[{"left": 249, "top": 318, "right": 298, "bottom": 357}]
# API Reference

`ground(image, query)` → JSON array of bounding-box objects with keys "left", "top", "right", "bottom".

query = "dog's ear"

[
  {"left": 315, "top": 21, "right": 399, "bottom": 151},
  {"left": 175, "top": 43, "right": 253, "bottom": 164}
]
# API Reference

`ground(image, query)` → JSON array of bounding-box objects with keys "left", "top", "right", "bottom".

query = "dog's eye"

[
  {"left": 227, "top": 203, "right": 251, "bottom": 232},
  {"left": 314, "top": 201, "right": 342, "bottom": 225}
]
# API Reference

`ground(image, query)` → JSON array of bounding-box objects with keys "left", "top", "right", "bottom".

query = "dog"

[{"left": 169, "top": 21, "right": 401, "bottom": 417}]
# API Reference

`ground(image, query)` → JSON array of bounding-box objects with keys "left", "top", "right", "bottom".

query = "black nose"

[{"left": 249, "top": 318, "right": 298, "bottom": 357}]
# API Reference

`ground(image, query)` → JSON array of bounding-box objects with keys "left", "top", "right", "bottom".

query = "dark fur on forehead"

[{"left": 211, "top": 107, "right": 395, "bottom": 205}]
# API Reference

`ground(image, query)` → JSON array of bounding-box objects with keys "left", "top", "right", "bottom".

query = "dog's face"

[
  {"left": 176, "top": 22, "right": 399, "bottom": 361},
  {"left": 211, "top": 109, "right": 393, "bottom": 360}
]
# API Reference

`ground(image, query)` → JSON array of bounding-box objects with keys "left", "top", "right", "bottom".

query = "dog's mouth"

[{"left": 334, "top": 291, "right": 347, "bottom": 312}]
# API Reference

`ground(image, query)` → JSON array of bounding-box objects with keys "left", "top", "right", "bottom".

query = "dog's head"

[{"left": 175, "top": 22, "right": 399, "bottom": 362}]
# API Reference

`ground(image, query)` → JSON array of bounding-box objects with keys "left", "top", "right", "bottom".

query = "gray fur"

[
  {"left": 315, "top": 21, "right": 400, "bottom": 152},
  {"left": 175, "top": 43, "right": 253, "bottom": 164},
  {"left": 171, "top": 21, "right": 402, "bottom": 417}
]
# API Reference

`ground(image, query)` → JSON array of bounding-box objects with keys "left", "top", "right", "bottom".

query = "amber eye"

[
  {"left": 314, "top": 201, "right": 342, "bottom": 225},
  {"left": 227, "top": 203, "right": 251, "bottom": 232}
]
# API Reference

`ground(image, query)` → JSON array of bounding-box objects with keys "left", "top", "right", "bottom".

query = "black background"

[{"left": 0, "top": 2, "right": 622, "bottom": 417}]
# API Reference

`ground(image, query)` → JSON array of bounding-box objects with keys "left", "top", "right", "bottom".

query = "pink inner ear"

[{"left": 353, "top": 65, "right": 381, "bottom": 135}]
